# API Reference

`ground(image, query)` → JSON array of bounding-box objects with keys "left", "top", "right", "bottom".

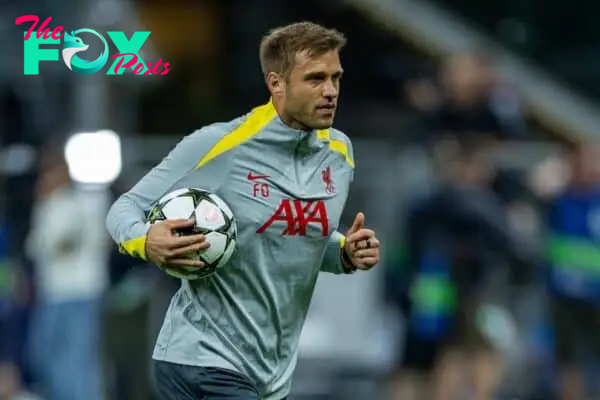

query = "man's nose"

[{"left": 322, "top": 80, "right": 337, "bottom": 98}]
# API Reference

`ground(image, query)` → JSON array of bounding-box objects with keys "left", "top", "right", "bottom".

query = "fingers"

[
  {"left": 165, "top": 218, "right": 195, "bottom": 229},
  {"left": 167, "top": 258, "right": 206, "bottom": 268},
  {"left": 368, "top": 238, "right": 380, "bottom": 248},
  {"left": 348, "top": 212, "right": 365, "bottom": 234},
  {"left": 357, "top": 257, "right": 378, "bottom": 267},
  {"left": 160, "top": 236, "right": 209, "bottom": 262},
  {"left": 161, "top": 219, "right": 207, "bottom": 250},
  {"left": 354, "top": 248, "right": 379, "bottom": 259},
  {"left": 346, "top": 256, "right": 379, "bottom": 270},
  {"left": 154, "top": 251, "right": 207, "bottom": 267},
  {"left": 346, "top": 234, "right": 380, "bottom": 270},
  {"left": 352, "top": 237, "right": 380, "bottom": 250},
  {"left": 352, "top": 240, "right": 368, "bottom": 250},
  {"left": 347, "top": 229, "right": 376, "bottom": 246},
  {"left": 147, "top": 217, "right": 211, "bottom": 267},
  {"left": 168, "top": 233, "right": 207, "bottom": 249},
  {"left": 170, "top": 240, "right": 211, "bottom": 257}
]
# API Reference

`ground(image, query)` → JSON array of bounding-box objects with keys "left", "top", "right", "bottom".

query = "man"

[
  {"left": 389, "top": 142, "right": 534, "bottom": 400},
  {"left": 105, "top": 22, "right": 380, "bottom": 400},
  {"left": 26, "top": 151, "right": 107, "bottom": 400},
  {"left": 546, "top": 144, "right": 600, "bottom": 400},
  {"left": 405, "top": 52, "right": 525, "bottom": 145}
]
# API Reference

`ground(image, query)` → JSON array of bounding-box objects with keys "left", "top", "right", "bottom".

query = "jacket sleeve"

[
  {"left": 105, "top": 127, "right": 225, "bottom": 260},
  {"left": 319, "top": 231, "right": 351, "bottom": 274}
]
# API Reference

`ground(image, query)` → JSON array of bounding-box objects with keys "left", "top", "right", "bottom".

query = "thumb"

[{"left": 348, "top": 212, "right": 365, "bottom": 234}]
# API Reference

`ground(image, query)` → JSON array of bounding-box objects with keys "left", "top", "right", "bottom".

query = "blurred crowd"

[
  {"left": 384, "top": 52, "right": 600, "bottom": 400},
  {"left": 0, "top": 23, "right": 600, "bottom": 400},
  {"left": 0, "top": 144, "right": 176, "bottom": 400}
]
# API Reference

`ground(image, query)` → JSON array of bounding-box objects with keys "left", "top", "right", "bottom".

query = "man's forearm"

[{"left": 106, "top": 193, "right": 150, "bottom": 259}]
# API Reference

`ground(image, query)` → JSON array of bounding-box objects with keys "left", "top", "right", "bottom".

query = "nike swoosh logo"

[{"left": 247, "top": 172, "right": 270, "bottom": 181}]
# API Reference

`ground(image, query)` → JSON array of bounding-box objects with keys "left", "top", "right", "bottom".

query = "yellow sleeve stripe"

[
  {"left": 339, "top": 234, "right": 346, "bottom": 248},
  {"left": 316, "top": 129, "right": 355, "bottom": 168},
  {"left": 195, "top": 99, "right": 277, "bottom": 169},
  {"left": 119, "top": 236, "right": 147, "bottom": 260}
]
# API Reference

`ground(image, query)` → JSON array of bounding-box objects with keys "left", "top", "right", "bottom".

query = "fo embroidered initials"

[{"left": 256, "top": 199, "right": 329, "bottom": 236}]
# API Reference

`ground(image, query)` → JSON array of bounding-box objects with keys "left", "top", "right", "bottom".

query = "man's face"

[
  {"left": 282, "top": 50, "right": 342, "bottom": 130},
  {"left": 442, "top": 55, "right": 491, "bottom": 103}
]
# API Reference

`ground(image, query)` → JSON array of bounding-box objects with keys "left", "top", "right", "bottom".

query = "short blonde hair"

[{"left": 259, "top": 22, "right": 346, "bottom": 79}]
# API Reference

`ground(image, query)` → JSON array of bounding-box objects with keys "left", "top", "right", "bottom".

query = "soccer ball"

[{"left": 146, "top": 188, "right": 237, "bottom": 280}]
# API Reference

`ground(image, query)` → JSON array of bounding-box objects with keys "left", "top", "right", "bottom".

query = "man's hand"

[
  {"left": 343, "top": 212, "right": 380, "bottom": 270},
  {"left": 145, "top": 219, "right": 210, "bottom": 268}
]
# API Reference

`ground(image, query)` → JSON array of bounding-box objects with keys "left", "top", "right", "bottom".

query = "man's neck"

[{"left": 271, "top": 97, "right": 311, "bottom": 132}]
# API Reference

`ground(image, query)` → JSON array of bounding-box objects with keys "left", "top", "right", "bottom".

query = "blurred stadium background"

[{"left": 1, "top": 0, "right": 600, "bottom": 399}]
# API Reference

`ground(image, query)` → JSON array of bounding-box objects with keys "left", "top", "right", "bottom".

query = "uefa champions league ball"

[{"left": 146, "top": 188, "right": 237, "bottom": 280}]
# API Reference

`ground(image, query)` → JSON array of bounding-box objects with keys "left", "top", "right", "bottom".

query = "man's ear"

[{"left": 266, "top": 72, "right": 285, "bottom": 96}]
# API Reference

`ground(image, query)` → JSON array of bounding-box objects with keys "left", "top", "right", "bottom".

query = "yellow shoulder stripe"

[
  {"left": 317, "top": 129, "right": 355, "bottom": 168},
  {"left": 119, "top": 235, "right": 147, "bottom": 260},
  {"left": 195, "top": 100, "right": 277, "bottom": 169},
  {"left": 317, "top": 129, "right": 329, "bottom": 140},
  {"left": 329, "top": 139, "right": 355, "bottom": 168}
]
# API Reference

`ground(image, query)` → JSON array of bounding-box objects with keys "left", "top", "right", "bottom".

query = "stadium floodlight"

[{"left": 64, "top": 130, "right": 122, "bottom": 185}]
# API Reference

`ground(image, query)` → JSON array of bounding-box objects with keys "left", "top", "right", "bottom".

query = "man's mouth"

[{"left": 316, "top": 104, "right": 336, "bottom": 112}]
